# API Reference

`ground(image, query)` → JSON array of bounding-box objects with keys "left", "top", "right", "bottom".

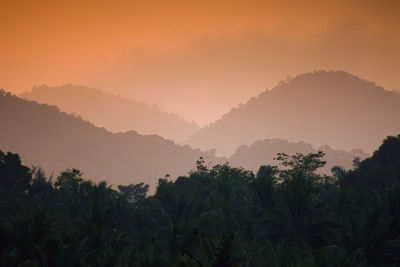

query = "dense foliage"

[{"left": 1, "top": 135, "right": 400, "bottom": 266}]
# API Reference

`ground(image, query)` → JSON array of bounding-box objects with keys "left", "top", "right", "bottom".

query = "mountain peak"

[{"left": 187, "top": 70, "right": 400, "bottom": 156}]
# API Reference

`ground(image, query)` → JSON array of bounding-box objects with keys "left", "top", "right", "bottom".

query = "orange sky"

[{"left": 1, "top": 0, "right": 400, "bottom": 125}]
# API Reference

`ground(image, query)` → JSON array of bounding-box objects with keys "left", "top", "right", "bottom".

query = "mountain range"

[{"left": 3, "top": 70, "right": 398, "bottom": 188}]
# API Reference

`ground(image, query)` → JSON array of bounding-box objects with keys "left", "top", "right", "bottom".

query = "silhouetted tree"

[{"left": 118, "top": 182, "right": 149, "bottom": 203}]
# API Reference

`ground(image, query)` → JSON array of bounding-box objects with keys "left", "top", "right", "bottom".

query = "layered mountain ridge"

[{"left": 0, "top": 90, "right": 220, "bottom": 190}]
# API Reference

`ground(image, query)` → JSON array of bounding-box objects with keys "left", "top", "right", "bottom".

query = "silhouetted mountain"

[
  {"left": 230, "top": 138, "right": 367, "bottom": 173},
  {"left": 187, "top": 71, "right": 400, "bottom": 156},
  {"left": 0, "top": 90, "right": 221, "bottom": 190},
  {"left": 20, "top": 84, "right": 199, "bottom": 142}
]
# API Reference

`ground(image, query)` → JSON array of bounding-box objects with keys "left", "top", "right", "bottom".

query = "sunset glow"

[
  {"left": 2, "top": 2, "right": 400, "bottom": 264},
  {"left": 1, "top": 0, "right": 400, "bottom": 125}
]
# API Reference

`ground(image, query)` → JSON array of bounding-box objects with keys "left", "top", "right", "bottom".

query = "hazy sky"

[{"left": 1, "top": 0, "right": 399, "bottom": 125}]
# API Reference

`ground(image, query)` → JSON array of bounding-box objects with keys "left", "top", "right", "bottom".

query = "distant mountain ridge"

[
  {"left": 0, "top": 90, "right": 220, "bottom": 190},
  {"left": 20, "top": 84, "right": 199, "bottom": 142},
  {"left": 230, "top": 138, "right": 367, "bottom": 174},
  {"left": 187, "top": 71, "right": 400, "bottom": 156}
]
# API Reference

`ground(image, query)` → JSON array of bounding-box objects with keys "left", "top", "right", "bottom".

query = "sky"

[{"left": 1, "top": 0, "right": 400, "bottom": 126}]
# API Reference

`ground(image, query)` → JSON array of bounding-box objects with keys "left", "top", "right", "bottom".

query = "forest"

[{"left": 1, "top": 134, "right": 400, "bottom": 266}]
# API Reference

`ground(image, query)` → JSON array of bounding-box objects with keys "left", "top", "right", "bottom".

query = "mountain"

[
  {"left": 20, "top": 84, "right": 199, "bottom": 142},
  {"left": 187, "top": 71, "right": 400, "bottom": 156},
  {"left": 230, "top": 138, "right": 367, "bottom": 174},
  {"left": 0, "top": 90, "right": 221, "bottom": 190}
]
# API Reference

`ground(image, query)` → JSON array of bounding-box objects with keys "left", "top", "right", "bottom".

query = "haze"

[
  {"left": 1, "top": 0, "right": 400, "bottom": 125},
  {"left": 3, "top": 1, "right": 400, "bottom": 264}
]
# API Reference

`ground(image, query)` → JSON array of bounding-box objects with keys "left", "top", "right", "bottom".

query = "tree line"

[{"left": 1, "top": 135, "right": 400, "bottom": 266}]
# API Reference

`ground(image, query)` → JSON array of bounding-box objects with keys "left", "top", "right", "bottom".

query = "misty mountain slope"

[
  {"left": 20, "top": 84, "right": 199, "bottom": 142},
  {"left": 0, "top": 90, "right": 221, "bottom": 189},
  {"left": 230, "top": 138, "right": 367, "bottom": 174},
  {"left": 187, "top": 71, "right": 400, "bottom": 156}
]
